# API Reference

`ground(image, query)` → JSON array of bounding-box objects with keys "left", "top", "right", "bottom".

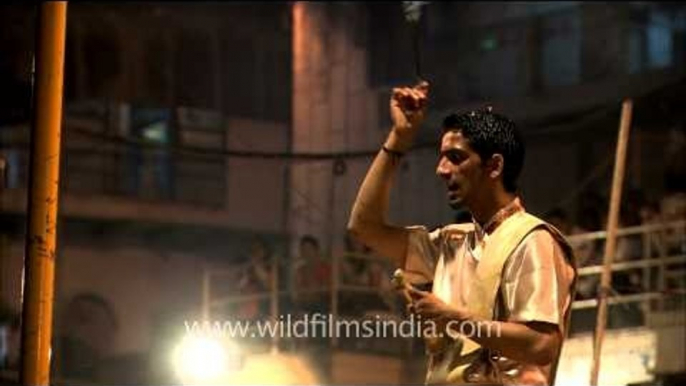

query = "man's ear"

[{"left": 488, "top": 154, "right": 505, "bottom": 180}]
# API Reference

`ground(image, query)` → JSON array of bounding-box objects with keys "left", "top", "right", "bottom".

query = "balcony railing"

[
  {"left": 0, "top": 104, "right": 228, "bottom": 209},
  {"left": 202, "top": 220, "right": 686, "bottom": 355}
]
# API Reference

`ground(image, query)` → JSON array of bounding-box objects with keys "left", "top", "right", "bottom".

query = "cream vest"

[{"left": 425, "top": 211, "right": 576, "bottom": 385}]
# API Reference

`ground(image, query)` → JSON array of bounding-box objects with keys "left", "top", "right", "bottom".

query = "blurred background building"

[{"left": 0, "top": 2, "right": 684, "bottom": 385}]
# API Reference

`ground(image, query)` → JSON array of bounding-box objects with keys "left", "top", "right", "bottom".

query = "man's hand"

[
  {"left": 408, "top": 286, "right": 465, "bottom": 327},
  {"left": 387, "top": 81, "right": 430, "bottom": 151},
  {"left": 408, "top": 288, "right": 563, "bottom": 366}
]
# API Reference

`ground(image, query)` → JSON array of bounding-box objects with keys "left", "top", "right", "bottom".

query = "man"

[{"left": 348, "top": 82, "right": 576, "bottom": 385}]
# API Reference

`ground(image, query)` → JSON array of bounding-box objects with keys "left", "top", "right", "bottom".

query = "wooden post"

[
  {"left": 590, "top": 99, "right": 633, "bottom": 386},
  {"left": 20, "top": 2, "right": 68, "bottom": 385}
]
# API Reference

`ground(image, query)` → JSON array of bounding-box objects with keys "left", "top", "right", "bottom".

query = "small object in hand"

[
  {"left": 392, "top": 269, "right": 407, "bottom": 290},
  {"left": 392, "top": 269, "right": 414, "bottom": 304}
]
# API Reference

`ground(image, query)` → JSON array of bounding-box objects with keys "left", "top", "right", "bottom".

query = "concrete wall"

[
  {"left": 226, "top": 117, "right": 289, "bottom": 234},
  {"left": 290, "top": 2, "right": 385, "bottom": 255}
]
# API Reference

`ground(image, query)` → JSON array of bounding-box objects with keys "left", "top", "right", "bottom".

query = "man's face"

[{"left": 435, "top": 130, "right": 488, "bottom": 210}]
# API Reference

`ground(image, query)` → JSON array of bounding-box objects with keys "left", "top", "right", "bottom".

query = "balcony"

[{"left": 0, "top": 103, "right": 233, "bottom": 227}]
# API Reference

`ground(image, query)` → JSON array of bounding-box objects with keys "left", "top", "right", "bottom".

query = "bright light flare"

[{"left": 171, "top": 334, "right": 240, "bottom": 385}]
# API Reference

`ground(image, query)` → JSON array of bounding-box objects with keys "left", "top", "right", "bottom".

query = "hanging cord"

[{"left": 402, "top": 2, "right": 430, "bottom": 83}]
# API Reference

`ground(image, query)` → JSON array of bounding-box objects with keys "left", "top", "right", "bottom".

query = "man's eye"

[{"left": 446, "top": 153, "right": 462, "bottom": 164}]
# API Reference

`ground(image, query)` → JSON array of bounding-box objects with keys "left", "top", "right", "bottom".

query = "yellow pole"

[
  {"left": 590, "top": 99, "right": 633, "bottom": 386},
  {"left": 20, "top": 2, "right": 68, "bottom": 385}
]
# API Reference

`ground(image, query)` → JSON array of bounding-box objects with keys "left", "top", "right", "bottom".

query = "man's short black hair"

[{"left": 442, "top": 108, "right": 525, "bottom": 193}]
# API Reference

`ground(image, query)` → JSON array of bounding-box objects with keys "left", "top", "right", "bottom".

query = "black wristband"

[{"left": 382, "top": 145, "right": 405, "bottom": 158}]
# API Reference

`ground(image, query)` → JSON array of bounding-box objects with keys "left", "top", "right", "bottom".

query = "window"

[
  {"left": 541, "top": 9, "right": 581, "bottom": 87},
  {"left": 627, "top": 6, "right": 675, "bottom": 74},
  {"left": 126, "top": 106, "right": 174, "bottom": 200},
  {"left": 647, "top": 9, "right": 672, "bottom": 69}
]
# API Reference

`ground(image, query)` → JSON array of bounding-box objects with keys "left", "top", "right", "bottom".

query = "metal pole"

[
  {"left": 20, "top": 2, "right": 67, "bottom": 385},
  {"left": 270, "top": 252, "right": 280, "bottom": 354},
  {"left": 590, "top": 99, "right": 633, "bottom": 386},
  {"left": 329, "top": 167, "right": 339, "bottom": 348},
  {"left": 330, "top": 242, "right": 340, "bottom": 348},
  {"left": 202, "top": 267, "right": 210, "bottom": 321}
]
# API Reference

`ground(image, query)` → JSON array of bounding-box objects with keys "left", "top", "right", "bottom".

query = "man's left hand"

[{"left": 407, "top": 287, "right": 466, "bottom": 325}]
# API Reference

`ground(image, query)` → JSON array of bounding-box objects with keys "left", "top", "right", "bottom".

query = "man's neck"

[{"left": 471, "top": 191, "right": 517, "bottom": 227}]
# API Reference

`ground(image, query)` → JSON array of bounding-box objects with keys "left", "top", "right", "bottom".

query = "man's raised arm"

[{"left": 347, "top": 82, "right": 429, "bottom": 267}]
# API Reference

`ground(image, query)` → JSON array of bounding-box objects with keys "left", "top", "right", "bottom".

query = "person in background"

[
  {"left": 236, "top": 237, "right": 274, "bottom": 320},
  {"left": 292, "top": 235, "right": 331, "bottom": 314}
]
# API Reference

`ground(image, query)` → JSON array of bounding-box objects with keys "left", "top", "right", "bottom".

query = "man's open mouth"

[{"left": 447, "top": 184, "right": 460, "bottom": 199}]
